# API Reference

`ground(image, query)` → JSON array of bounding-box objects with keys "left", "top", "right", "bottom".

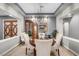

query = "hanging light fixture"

[
  {"left": 36, "top": 4, "right": 44, "bottom": 24},
  {"left": 31, "top": 4, "right": 48, "bottom": 24}
]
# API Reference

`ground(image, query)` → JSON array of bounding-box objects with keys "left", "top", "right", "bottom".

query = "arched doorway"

[{"left": 25, "top": 20, "right": 38, "bottom": 42}]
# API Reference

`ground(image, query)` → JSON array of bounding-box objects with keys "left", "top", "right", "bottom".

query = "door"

[{"left": 4, "top": 20, "right": 17, "bottom": 39}]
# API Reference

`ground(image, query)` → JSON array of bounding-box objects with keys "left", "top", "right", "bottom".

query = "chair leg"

[
  {"left": 58, "top": 49, "right": 60, "bottom": 56},
  {"left": 34, "top": 48, "right": 36, "bottom": 56},
  {"left": 26, "top": 48, "right": 27, "bottom": 55}
]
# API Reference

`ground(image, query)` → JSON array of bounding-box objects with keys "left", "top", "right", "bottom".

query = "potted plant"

[
  {"left": 52, "top": 30, "right": 58, "bottom": 39},
  {"left": 28, "top": 30, "right": 32, "bottom": 37}
]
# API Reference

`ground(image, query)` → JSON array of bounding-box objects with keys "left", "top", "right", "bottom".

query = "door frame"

[{"left": 25, "top": 20, "right": 38, "bottom": 41}]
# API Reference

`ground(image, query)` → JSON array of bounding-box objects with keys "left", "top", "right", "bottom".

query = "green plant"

[
  {"left": 28, "top": 31, "right": 32, "bottom": 37},
  {"left": 52, "top": 30, "right": 58, "bottom": 38}
]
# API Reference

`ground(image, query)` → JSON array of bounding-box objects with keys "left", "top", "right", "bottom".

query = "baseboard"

[
  {"left": 0, "top": 43, "right": 19, "bottom": 56},
  {"left": 63, "top": 45, "right": 79, "bottom": 56}
]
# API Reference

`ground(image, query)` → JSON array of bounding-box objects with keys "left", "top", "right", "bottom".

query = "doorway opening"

[{"left": 25, "top": 20, "right": 38, "bottom": 42}]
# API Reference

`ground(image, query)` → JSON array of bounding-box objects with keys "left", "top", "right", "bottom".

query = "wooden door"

[
  {"left": 4, "top": 20, "right": 17, "bottom": 39},
  {"left": 25, "top": 20, "right": 38, "bottom": 42}
]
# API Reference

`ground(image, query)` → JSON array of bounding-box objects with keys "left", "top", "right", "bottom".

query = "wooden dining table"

[{"left": 29, "top": 38, "right": 56, "bottom": 56}]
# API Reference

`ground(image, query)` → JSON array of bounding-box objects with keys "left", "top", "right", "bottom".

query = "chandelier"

[{"left": 31, "top": 4, "right": 48, "bottom": 24}]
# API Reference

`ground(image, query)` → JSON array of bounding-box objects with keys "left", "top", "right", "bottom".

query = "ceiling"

[{"left": 18, "top": 3, "right": 61, "bottom": 14}]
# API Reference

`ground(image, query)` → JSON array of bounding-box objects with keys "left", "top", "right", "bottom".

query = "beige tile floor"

[{"left": 4, "top": 44, "right": 75, "bottom": 56}]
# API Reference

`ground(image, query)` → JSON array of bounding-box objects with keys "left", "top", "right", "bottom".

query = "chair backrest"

[
  {"left": 20, "top": 33, "right": 25, "bottom": 42},
  {"left": 38, "top": 33, "right": 45, "bottom": 39},
  {"left": 35, "top": 39, "right": 53, "bottom": 56},
  {"left": 22, "top": 33, "right": 30, "bottom": 45},
  {"left": 53, "top": 33, "right": 62, "bottom": 49}
]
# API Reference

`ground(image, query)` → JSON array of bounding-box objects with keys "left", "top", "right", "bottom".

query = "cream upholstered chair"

[
  {"left": 51, "top": 33, "right": 62, "bottom": 56},
  {"left": 35, "top": 39, "right": 53, "bottom": 56},
  {"left": 22, "top": 33, "right": 34, "bottom": 55},
  {"left": 38, "top": 33, "right": 45, "bottom": 39},
  {"left": 20, "top": 33, "right": 25, "bottom": 41}
]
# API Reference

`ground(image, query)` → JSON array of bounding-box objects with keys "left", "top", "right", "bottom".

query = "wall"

[
  {"left": 63, "top": 18, "right": 71, "bottom": 36},
  {"left": 56, "top": 3, "right": 79, "bottom": 55},
  {"left": 0, "top": 19, "right": 3, "bottom": 40},
  {"left": 46, "top": 17, "right": 56, "bottom": 35},
  {"left": 0, "top": 3, "right": 24, "bottom": 37},
  {"left": 0, "top": 36, "right": 20, "bottom": 55},
  {"left": 56, "top": 4, "right": 73, "bottom": 34},
  {"left": 63, "top": 36, "right": 79, "bottom": 55},
  {"left": 56, "top": 16, "right": 63, "bottom": 34},
  {"left": 0, "top": 4, "right": 24, "bottom": 54},
  {"left": 63, "top": 22, "right": 69, "bottom": 36},
  {"left": 63, "top": 13, "right": 79, "bottom": 40},
  {"left": 69, "top": 13, "right": 79, "bottom": 40}
]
